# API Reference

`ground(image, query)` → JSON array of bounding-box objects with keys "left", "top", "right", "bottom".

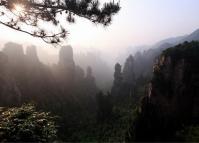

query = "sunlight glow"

[{"left": 14, "top": 4, "right": 25, "bottom": 13}]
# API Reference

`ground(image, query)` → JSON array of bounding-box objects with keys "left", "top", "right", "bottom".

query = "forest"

[
  {"left": 0, "top": 40, "right": 199, "bottom": 142},
  {"left": 0, "top": 0, "right": 199, "bottom": 142}
]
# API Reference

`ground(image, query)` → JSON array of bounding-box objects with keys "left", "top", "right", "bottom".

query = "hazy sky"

[{"left": 0, "top": 0, "right": 199, "bottom": 56}]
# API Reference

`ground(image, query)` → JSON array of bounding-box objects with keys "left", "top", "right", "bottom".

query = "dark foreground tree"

[
  {"left": 0, "top": 104, "right": 57, "bottom": 142},
  {"left": 0, "top": 0, "right": 120, "bottom": 43}
]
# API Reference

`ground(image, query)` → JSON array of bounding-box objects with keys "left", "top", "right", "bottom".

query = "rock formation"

[
  {"left": 0, "top": 42, "right": 98, "bottom": 113},
  {"left": 122, "top": 55, "right": 135, "bottom": 97},
  {"left": 111, "top": 63, "right": 123, "bottom": 96},
  {"left": 134, "top": 41, "right": 199, "bottom": 141},
  {"left": 26, "top": 45, "right": 39, "bottom": 63},
  {"left": 85, "top": 66, "right": 97, "bottom": 96},
  {"left": 59, "top": 45, "right": 75, "bottom": 70},
  {"left": 0, "top": 51, "right": 22, "bottom": 106},
  {"left": 57, "top": 45, "right": 75, "bottom": 89}
]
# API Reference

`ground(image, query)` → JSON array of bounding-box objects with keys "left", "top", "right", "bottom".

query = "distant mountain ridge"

[
  {"left": 181, "top": 29, "right": 199, "bottom": 42},
  {"left": 154, "top": 35, "right": 187, "bottom": 48},
  {"left": 128, "top": 28, "right": 199, "bottom": 78},
  {"left": 154, "top": 28, "right": 199, "bottom": 49}
]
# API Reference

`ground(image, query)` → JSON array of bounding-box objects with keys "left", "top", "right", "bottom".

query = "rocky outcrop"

[
  {"left": 0, "top": 52, "right": 22, "bottom": 106},
  {"left": 26, "top": 45, "right": 39, "bottom": 63},
  {"left": 0, "top": 52, "right": 8, "bottom": 72},
  {"left": 57, "top": 45, "right": 75, "bottom": 83},
  {"left": 0, "top": 42, "right": 98, "bottom": 112},
  {"left": 134, "top": 41, "right": 199, "bottom": 141},
  {"left": 85, "top": 66, "right": 97, "bottom": 96},
  {"left": 3, "top": 42, "right": 25, "bottom": 66},
  {"left": 58, "top": 45, "right": 75, "bottom": 69},
  {"left": 111, "top": 63, "right": 123, "bottom": 96},
  {"left": 0, "top": 43, "right": 58, "bottom": 107}
]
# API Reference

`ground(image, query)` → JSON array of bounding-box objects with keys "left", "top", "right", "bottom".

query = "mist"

[{"left": 0, "top": 0, "right": 199, "bottom": 142}]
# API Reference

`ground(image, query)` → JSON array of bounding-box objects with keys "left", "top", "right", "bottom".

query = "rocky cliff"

[
  {"left": 0, "top": 42, "right": 98, "bottom": 110},
  {"left": 134, "top": 41, "right": 199, "bottom": 141}
]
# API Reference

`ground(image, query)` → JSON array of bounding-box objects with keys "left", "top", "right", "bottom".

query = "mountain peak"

[
  {"left": 192, "top": 28, "right": 199, "bottom": 34},
  {"left": 181, "top": 28, "right": 199, "bottom": 42}
]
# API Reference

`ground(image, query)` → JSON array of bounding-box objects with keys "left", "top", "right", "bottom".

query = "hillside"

[{"left": 134, "top": 41, "right": 199, "bottom": 141}]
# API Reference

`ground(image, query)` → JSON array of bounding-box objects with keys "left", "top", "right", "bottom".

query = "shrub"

[
  {"left": 176, "top": 125, "right": 199, "bottom": 142},
  {"left": 0, "top": 104, "right": 57, "bottom": 142}
]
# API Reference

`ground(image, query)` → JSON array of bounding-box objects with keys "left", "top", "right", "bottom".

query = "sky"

[{"left": 0, "top": 0, "right": 199, "bottom": 61}]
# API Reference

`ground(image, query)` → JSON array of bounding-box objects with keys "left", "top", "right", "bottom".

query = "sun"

[{"left": 14, "top": 4, "right": 25, "bottom": 13}]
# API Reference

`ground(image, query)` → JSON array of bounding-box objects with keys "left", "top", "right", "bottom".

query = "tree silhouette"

[{"left": 0, "top": 0, "right": 120, "bottom": 44}]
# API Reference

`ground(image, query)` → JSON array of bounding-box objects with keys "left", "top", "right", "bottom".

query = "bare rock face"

[
  {"left": 26, "top": 45, "right": 39, "bottom": 63},
  {"left": 56, "top": 45, "right": 75, "bottom": 90},
  {"left": 0, "top": 52, "right": 8, "bottom": 72},
  {"left": 134, "top": 41, "right": 199, "bottom": 141},
  {"left": 0, "top": 43, "right": 58, "bottom": 107},
  {"left": 59, "top": 45, "right": 75, "bottom": 68},
  {"left": 2, "top": 42, "right": 26, "bottom": 84},
  {"left": 0, "top": 52, "right": 22, "bottom": 106},
  {"left": 58, "top": 45, "right": 75, "bottom": 77},
  {"left": 3, "top": 42, "right": 24, "bottom": 64},
  {"left": 1, "top": 43, "right": 26, "bottom": 98},
  {"left": 85, "top": 66, "right": 97, "bottom": 95}
]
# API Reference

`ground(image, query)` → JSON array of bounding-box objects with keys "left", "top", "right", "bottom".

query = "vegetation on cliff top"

[{"left": 0, "top": 104, "right": 57, "bottom": 142}]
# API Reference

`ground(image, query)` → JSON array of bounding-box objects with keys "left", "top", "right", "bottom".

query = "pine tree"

[{"left": 0, "top": 0, "right": 120, "bottom": 44}]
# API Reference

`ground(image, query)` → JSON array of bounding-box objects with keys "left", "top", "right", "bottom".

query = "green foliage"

[
  {"left": 0, "top": 104, "right": 57, "bottom": 142},
  {"left": 162, "top": 41, "right": 199, "bottom": 63},
  {"left": 96, "top": 105, "right": 138, "bottom": 142},
  {"left": 0, "top": 0, "right": 120, "bottom": 44},
  {"left": 133, "top": 41, "right": 199, "bottom": 141},
  {"left": 58, "top": 91, "right": 140, "bottom": 142},
  {"left": 176, "top": 125, "right": 199, "bottom": 142},
  {"left": 96, "top": 92, "right": 113, "bottom": 122},
  {"left": 95, "top": 90, "right": 140, "bottom": 142}
]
